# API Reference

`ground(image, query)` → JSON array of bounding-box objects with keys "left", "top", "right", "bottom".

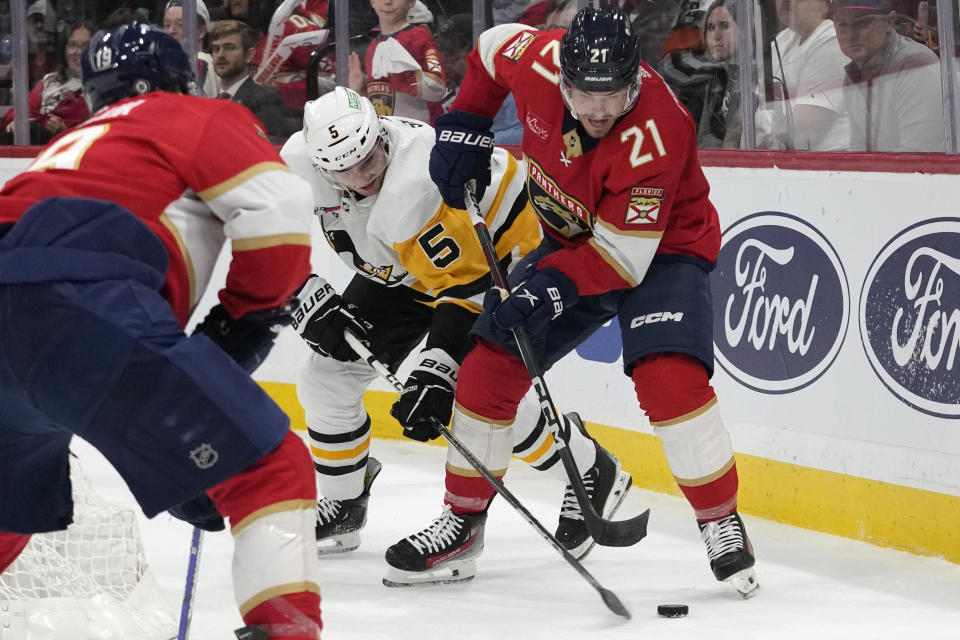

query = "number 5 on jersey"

[{"left": 418, "top": 221, "right": 462, "bottom": 268}]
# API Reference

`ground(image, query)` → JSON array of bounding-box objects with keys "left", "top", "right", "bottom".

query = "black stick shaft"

[{"left": 344, "top": 331, "right": 631, "bottom": 619}]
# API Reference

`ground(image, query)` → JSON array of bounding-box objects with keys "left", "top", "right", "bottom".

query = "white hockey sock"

[{"left": 511, "top": 394, "right": 597, "bottom": 481}]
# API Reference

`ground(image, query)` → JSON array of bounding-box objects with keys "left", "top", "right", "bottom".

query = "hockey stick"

[
  {"left": 344, "top": 331, "right": 631, "bottom": 619},
  {"left": 177, "top": 525, "right": 204, "bottom": 640},
  {"left": 463, "top": 186, "right": 649, "bottom": 548}
]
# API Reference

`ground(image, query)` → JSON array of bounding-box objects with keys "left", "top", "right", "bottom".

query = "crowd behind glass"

[{"left": 2, "top": 0, "right": 958, "bottom": 152}]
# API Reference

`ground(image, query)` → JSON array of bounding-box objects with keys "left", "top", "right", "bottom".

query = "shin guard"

[
  {"left": 634, "top": 354, "right": 739, "bottom": 521},
  {"left": 444, "top": 403, "right": 514, "bottom": 514},
  {"left": 512, "top": 395, "right": 597, "bottom": 481},
  {"left": 209, "top": 431, "right": 323, "bottom": 639}
]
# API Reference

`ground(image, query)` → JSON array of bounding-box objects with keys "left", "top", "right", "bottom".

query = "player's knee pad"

[
  {"left": 633, "top": 355, "right": 735, "bottom": 489},
  {"left": 455, "top": 339, "right": 531, "bottom": 420},
  {"left": 511, "top": 395, "right": 596, "bottom": 480},
  {"left": 446, "top": 403, "right": 514, "bottom": 478},
  {"left": 209, "top": 431, "right": 316, "bottom": 525},
  {"left": 297, "top": 352, "right": 376, "bottom": 431},
  {"left": 631, "top": 352, "right": 716, "bottom": 423}
]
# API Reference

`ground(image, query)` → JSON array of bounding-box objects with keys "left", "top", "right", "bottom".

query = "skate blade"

[
  {"left": 382, "top": 559, "right": 477, "bottom": 587},
  {"left": 573, "top": 469, "right": 633, "bottom": 561},
  {"left": 727, "top": 567, "right": 759, "bottom": 599},
  {"left": 316, "top": 532, "right": 361, "bottom": 556}
]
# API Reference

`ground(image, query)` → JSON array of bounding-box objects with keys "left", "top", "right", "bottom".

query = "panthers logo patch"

[{"left": 368, "top": 81, "right": 394, "bottom": 115}]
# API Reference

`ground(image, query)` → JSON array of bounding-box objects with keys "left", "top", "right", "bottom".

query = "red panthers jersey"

[
  {"left": 0, "top": 92, "right": 313, "bottom": 326},
  {"left": 451, "top": 25, "right": 720, "bottom": 296},
  {"left": 253, "top": 0, "right": 329, "bottom": 111},
  {"left": 364, "top": 25, "right": 446, "bottom": 124}
]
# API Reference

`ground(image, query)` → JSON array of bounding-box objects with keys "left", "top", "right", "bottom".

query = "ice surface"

[{"left": 73, "top": 438, "right": 960, "bottom": 640}]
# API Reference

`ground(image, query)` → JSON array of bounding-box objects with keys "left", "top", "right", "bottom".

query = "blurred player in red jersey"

[
  {"left": 249, "top": 0, "right": 331, "bottom": 111},
  {"left": 0, "top": 21, "right": 322, "bottom": 639},
  {"left": 383, "top": 7, "right": 759, "bottom": 599}
]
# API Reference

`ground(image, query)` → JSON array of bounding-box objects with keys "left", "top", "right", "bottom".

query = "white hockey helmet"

[{"left": 303, "top": 86, "right": 387, "bottom": 180}]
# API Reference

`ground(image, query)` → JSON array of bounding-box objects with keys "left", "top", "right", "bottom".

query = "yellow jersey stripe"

[{"left": 198, "top": 161, "right": 290, "bottom": 201}]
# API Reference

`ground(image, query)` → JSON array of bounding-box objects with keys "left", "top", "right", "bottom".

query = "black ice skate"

[
  {"left": 699, "top": 510, "right": 759, "bottom": 598},
  {"left": 315, "top": 456, "right": 382, "bottom": 555},
  {"left": 234, "top": 626, "right": 268, "bottom": 640},
  {"left": 555, "top": 414, "right": 632, "bottom": 560},
  {"left": 382, "top": 505, "right": 487, "bottom": 587}
]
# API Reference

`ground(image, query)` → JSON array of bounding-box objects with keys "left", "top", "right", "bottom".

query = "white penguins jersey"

[{"left": 281, "top": 116, "right": 540, "bottom": 314}]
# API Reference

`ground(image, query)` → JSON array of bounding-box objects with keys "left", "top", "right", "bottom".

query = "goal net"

[{"left": 0, "top": 457, "right": 177, "bottom": 640}]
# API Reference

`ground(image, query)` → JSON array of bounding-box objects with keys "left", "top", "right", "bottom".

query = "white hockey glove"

[
  {"left": 389, "top": 347, "right": 459, "bottom": 442},
  {"left": 292, "top": 275, "right": 370, "bottom": 362}
]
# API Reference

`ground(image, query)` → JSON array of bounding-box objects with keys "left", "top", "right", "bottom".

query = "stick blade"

[
  {"left": 599, "top": 587, "right": 632, "bottom": 619},
  {"left": 590, "top": 508, "right": 650, "bottom": 548}
]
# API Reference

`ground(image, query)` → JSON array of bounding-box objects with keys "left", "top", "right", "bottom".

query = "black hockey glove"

[
  {"left": 194, "top": 302, "right": 294, "bottom": 374},
  {"left": 390, "top": 348, "right": 459, "bottom": 442},
  {"left": 429, "top": 110, "right": 495, "bottom": 210},
  {"left": 492, "top": 267, "right": 579, "bottom": 337},
  {"left": 168, "top": 493, "right": 225, "bottom": 532},
  {"left": 292, "top": 274, "right": 370, "bottom": 362}
]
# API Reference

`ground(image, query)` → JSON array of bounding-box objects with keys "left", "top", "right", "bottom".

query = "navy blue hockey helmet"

[
  {"left": 82, "top": 20, "right": 197, "bottom": 113},
  {"left": 560, "top": 7, "right": 642, "bottom": 96}
]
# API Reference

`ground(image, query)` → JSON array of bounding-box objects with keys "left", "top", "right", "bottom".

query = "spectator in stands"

[
  {"left": 211, "top": 20, "right": 298, "bottom": 143},
  {"left": 759, "top": 0, "right": 849, "bottom": 150},
  {"left": 348, "top": 0, "right": 446, "bottom": 124},
  {"left": 621, "top": 0, "right": 686, "bottom": 64},
  {"left": 698, "top": 0, "right": 742, "bottom": 148},
  {"left": 518, "top": 0, "right": 579, "bottom": 29},
  {"left": 408, "top": 1, "right": 434, "bottom": 26},
  {"left": 241, "top": 0, "right": 330, "bottom": 112},
  {"left": 102, "top": 8, "right": 142, "bottom": 28},
  {"left": 163, "top": 0, "right": 221, "bottom": 98},
  {"left": 27, "top": 0, "right": 57, "bottom": 88},
  {"left": 830, "top": 0, "right": 944, "bottom": 151},
  {"left": 2, "top": 21, "right": 93, "bottom": 145},
  {"left": 658, "top": 0, "right": 723, "bottom": 130}
]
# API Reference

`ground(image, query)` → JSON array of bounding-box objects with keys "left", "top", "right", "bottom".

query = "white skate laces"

[
  {"left": 700, "top": 514, "right": 745, "bottom": 560},
  {"left": 405, "top": 505, "right": 464, "bottom": 554},
  {"left": 316, "top": 496, "right": 342, "bottom": 524},
  {"left": 559, "top": 471, "right": 594, "bottom": 522}
]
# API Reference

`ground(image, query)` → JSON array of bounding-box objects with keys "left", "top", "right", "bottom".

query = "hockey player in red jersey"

[
  {"left": 0, "top": 22, "right": 323, "bottom": 638},
  {"left": 384, "top": 7, "right": 759, "bottom": 598}
]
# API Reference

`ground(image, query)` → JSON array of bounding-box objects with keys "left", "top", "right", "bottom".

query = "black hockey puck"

[{"left": 657, "top": 604, "right": 689, "bottom": 618}]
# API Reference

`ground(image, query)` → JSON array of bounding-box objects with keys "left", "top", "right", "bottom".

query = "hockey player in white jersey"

[{"left": 280, "top": 87, "right": 632, "bottom": 573}]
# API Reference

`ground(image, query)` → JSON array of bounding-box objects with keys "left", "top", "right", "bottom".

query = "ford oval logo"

[
  {"left": 711, "top": 212, "right": 849, "bottom": 393},
  {"left": 859, "top": 218, "right": 960, "bottom": 418}
]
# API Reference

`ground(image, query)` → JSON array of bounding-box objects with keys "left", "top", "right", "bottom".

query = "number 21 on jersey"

[{"left": 621, "top": 121, "right": 666, "bottom": 168}]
